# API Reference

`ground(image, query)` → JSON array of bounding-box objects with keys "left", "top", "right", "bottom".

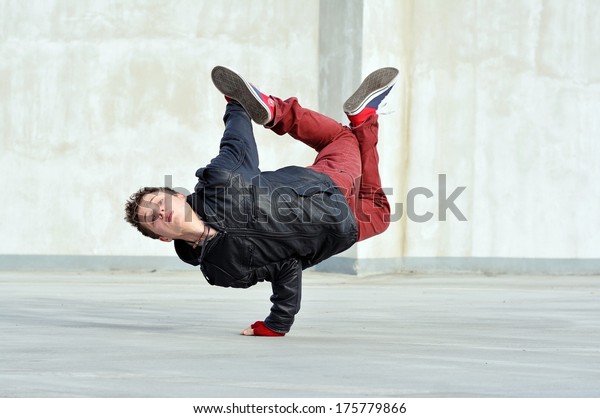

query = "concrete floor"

[{"left": 0, "top": 270, "right": 599, "bottom": 397}]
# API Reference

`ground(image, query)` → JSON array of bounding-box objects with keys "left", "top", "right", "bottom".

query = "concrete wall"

[
  {"left": 1, "top": 0, "right": 321, "bottom": 259},
  {"left": 1, "top": 1, "right": 599, "bottom": 274},
  {"left": 343, "top": 0, "right": 600, "bottom": 273}
]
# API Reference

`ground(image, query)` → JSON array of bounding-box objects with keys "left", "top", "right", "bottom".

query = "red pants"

[{"left": 268, "top": 97, "right": 390, "bottom": 242}]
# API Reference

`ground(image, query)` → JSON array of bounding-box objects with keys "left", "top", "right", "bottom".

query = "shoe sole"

[
  {"left": 343, "top": 67, "right": 399, "bottom": 115},
  {"left": 211, "top": 66, "right": 271, "bottom": 125}
]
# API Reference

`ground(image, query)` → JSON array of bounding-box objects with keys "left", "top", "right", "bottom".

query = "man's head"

[{"left": 124, "top": 187, "right": 192, "bottom": 242}]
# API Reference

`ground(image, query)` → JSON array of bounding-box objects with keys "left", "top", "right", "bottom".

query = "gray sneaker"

[
  {"left": 211, "top": 66, "right": 274, "bottom": 125},
  {"left": 343, "top": 67, "right": 399, "bottom": 117}
]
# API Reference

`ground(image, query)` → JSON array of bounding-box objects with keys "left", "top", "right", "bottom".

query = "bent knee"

[{"left": 355, "top": 201, "right": 391, "bottom": 242}]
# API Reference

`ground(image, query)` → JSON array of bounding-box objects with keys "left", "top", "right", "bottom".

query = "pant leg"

[
  {"left": 351, "top": 114, "right": 391, "bottom": 241},
  {"left": 267, "top": 96, "right": 361, "bottom": 204},
  {"left": 268, "top": 97, "right": 350, "bottom": 152},
  {"left": 204, "top": 101, "right": 260, "bottom": 177},
  {"left": 268, "top": 97, "right": 390, "bottom": 241}
]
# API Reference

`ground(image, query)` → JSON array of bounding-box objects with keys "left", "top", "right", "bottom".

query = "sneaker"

[
  {"left": 211, "top": 66, "right": 275, "bottom": 125},
  {"left": 343, "top": 67, "right": 399, "bottom": 126}
]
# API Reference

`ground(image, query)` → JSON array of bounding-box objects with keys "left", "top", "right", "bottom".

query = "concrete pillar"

[{"left": 317, "top": 0, "right": 364, "bottom": 273}]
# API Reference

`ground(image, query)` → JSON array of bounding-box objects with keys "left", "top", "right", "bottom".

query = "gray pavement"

[{"left": 1, "top": 270, "right": 599, "bottom": 397}]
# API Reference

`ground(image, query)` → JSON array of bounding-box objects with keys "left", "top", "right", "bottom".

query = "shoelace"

[{"left": 377, "top": 100, "right": 396, "bottom": 116}]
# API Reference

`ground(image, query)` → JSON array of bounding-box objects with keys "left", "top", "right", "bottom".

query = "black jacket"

[{"left": 174, "top": 164, "right": 358, "bottom": 333}]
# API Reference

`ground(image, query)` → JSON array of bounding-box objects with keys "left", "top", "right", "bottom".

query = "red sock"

[{"left": 347, "top": 107, "right": 376, "bottom": 127}]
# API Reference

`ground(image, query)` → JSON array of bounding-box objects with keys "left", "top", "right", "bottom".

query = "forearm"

[{"left": 263, "top": 258, "right": 303, "bottom": 334}]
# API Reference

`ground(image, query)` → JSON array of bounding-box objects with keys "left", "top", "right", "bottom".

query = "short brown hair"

[{"left": 124, "top": 187, "right": 179, "bottom": 239}]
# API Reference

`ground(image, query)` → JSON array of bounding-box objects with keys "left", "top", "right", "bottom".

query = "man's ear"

[{"left": 159, "top": 237, "right": 173, "bottom": 243}]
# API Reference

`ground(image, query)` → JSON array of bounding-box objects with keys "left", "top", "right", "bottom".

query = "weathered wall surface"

[
  {"left": 1, "top": 1, "right": 598, "bottom": 272},
  {"left": 357, "top": 0, "right": 600, "bottom": 270},
  {"left": 1, "top": 0, "right": 321, "bottom": 258}
]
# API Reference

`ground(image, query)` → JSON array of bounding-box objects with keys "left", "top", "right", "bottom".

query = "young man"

[{"left": 125, "top": 66, "right": 398, "bottom": 336}]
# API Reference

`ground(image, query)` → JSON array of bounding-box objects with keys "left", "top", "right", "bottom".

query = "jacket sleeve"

[{"left": 262, "top": 258, "right": 302, "bottom": 334}]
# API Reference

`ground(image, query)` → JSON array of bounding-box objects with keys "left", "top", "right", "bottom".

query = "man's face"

[{"left": 136, "top": 191, "right": 192, "bottom": 242}]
